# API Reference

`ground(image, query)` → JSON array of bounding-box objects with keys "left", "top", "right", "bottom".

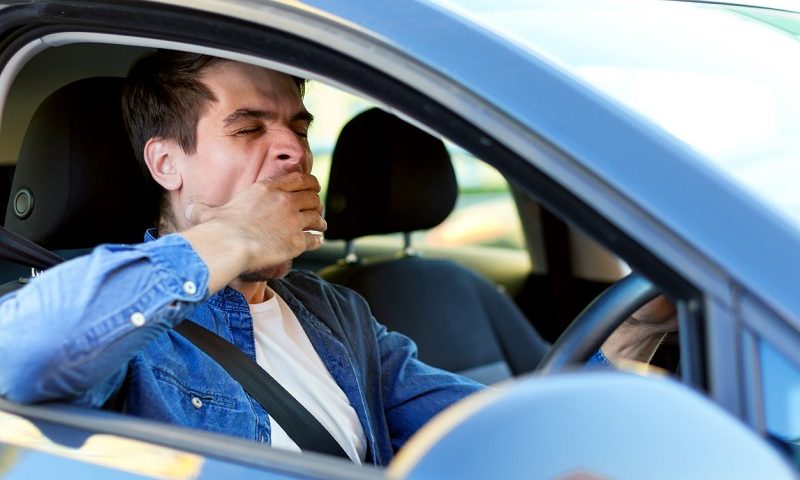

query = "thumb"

[{"left": 185, "top": 202, "right": 213, "bottom": 225}]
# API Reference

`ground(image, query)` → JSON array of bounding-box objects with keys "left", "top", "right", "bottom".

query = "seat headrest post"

[
  {"left": 402, "top": 232, "right": 417, "bottom": 258},
  {"left": 343, "top": 240, "right": 358, "bottom": 264}
]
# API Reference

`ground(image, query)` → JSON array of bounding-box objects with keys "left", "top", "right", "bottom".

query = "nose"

[{"left": 270, "top": 128, "right": 309, "bottom": 173}]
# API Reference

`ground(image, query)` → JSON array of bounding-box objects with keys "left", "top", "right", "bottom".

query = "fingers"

[
  {"left": 300, "top": 209, "right": 327, "bottom": 233},
  {"left": 273, "top": 172, "right": 320, "bottom": 193},
  {"left": 280, "top": 174, "right": 322, "bottom": 217},
  {"left": 292, "top": 189, "right": 324, "bottom": 212},
  {"left": 186, "top": 174, "right": 321, "bottom": 225}
]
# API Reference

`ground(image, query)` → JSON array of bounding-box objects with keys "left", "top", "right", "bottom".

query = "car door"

[{"left": 0, "top": 0, "right": 798, "bottom": 477}]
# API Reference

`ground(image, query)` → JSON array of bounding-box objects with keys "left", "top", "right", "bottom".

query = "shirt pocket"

[{"left": 151, "top": 366, "right": 256, "bottom": 439}]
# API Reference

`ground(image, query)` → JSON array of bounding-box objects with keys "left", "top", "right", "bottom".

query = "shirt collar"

[{"left": 144, "top": 228, "right": 158, "bottom": 243}]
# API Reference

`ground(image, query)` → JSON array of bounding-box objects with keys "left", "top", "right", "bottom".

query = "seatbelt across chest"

[{"left": 172, "top": 320, "right": 349, "bottom": 459}]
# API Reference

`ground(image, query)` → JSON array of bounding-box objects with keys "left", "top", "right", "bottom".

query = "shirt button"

[
  {"left": 183, "top": 281, "right": 197, "bottom": 295},
  {"left": 130, "top": 312, "right": 146, "bottom": 327},
  {"left": 191, "top": 397, "right": 203, "bottom": 409}
]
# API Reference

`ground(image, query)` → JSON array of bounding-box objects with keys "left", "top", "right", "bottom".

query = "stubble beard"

[{"left": 238, "top": 260, "right": 293, "bottom": 282}]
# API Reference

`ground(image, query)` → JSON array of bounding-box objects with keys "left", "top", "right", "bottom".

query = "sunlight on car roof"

[{"left": 433, "top": 0, "right": 800, "bottom": 232}]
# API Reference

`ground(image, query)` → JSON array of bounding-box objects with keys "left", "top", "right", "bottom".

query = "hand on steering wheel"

[{"left": 537, "top": 272, "right": 667, "bottom": 373}]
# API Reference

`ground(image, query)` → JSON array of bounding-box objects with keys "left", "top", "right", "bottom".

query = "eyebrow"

[{"left": 222, "top": 109, "right": 315, "bottom": 128}]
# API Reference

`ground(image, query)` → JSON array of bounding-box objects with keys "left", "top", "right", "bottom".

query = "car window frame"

[
  {"left": 740, "top": 294, "right": 800, "bottom": 433},
  {"left": 0, "top": 397, "right": 378, "bottom": 479}
]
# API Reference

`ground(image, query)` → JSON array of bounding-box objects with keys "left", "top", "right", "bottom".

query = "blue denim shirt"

[{"left": 0, "top": 231, "right": 484, "bottom": 465}]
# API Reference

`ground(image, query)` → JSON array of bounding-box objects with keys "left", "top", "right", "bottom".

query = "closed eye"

[
  {"left": 292, "top": 120, "right": 311, "bottom": 139},
  {"left": 234, "top": 126, "right": 263, "bottom": 136}
]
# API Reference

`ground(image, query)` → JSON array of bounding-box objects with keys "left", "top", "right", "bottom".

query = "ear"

[{"left": 143, "top": 137, "right": 183, "bottom": 191}]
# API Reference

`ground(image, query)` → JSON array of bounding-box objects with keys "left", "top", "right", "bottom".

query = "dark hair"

[{"left": 121, "top": 50, "right": 306, "bottom": 174}]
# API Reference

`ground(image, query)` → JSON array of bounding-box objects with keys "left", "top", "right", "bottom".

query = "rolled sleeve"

[
  {"left": 586, "top": 349, "right": 614, "bottom": 368},
  {"left": 0, "top": 233, "right": 210, "bottom": 404}
]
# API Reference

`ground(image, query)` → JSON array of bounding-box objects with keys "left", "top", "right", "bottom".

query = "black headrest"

[
  {"left": 324, "top": 108, "right": 457, "bottom": 240},
  {"left": 5, "top": 77, "right": 158, "bottom": 249}
]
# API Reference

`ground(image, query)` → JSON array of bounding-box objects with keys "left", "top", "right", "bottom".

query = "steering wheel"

[{"left": 537, "top": 271, "right": 661, "bottom": 374}]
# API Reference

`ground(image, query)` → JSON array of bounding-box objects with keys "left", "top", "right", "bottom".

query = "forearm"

[
  {"left": 599, "top": 320, "right": 670, "bottom": 365},
  {"left": 0, "top": 234, "right": 208, "bottom": 404},
  {"left": 598, "top": 294, "right": 678, "bottom": 366},
  {"left": 377, "top": 324, "right": 484, "bottom": 449}
]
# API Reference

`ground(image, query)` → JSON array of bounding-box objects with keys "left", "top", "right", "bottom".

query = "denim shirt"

[{"left": 0, "top": 230, "right": 484, "bottom": 465}]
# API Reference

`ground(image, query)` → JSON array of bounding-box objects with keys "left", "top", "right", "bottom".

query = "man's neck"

[
  {"left": 231, "top": 279, "right": 273, "bottom": 304},
  {"left": 159, "top": 214, "right": 276, "bottom": 305}
]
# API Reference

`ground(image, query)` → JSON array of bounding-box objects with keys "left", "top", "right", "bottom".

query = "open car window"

[{"left": 306, "top": 81, "right": 527, "bottom": 252}]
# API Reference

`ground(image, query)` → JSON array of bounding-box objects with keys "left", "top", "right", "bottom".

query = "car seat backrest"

[
  {"left": 4, "top": 77, "right": 158, "bottom": 250},
  {"left": 320, "top": 108, "right": 549, "bottom": 384},
  {"left": 0, "top": 164, "right": 13, "bottom": 226},
  {"left": 0, "top": 164, "right": 23, "bottom": 283}
]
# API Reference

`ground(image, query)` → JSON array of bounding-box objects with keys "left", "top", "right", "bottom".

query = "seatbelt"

[
  {"left": 0, "top": 225, "right": 63, "bottom": 270},
  {"left": 0, "top": 225, "right": 349, "bottom": 459},
  {"left": 173, "top": 321, "right": 349, "bottom": 459}
]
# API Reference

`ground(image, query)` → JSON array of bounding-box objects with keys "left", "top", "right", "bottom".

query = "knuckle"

[{"left": 278, "top": 193, "right": 294, "bottom": 209}]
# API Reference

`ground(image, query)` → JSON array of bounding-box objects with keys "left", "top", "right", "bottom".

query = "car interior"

[
  {"left": 0, "top": 38, "right": 691, "bottom": 474},
  {"left": 0, "top": 43, "right": 655, "bottom": 365}
]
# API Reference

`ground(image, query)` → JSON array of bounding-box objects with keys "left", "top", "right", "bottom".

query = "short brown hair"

[{"left": 121, "top": 50, "right": 306, "bottom": 173}]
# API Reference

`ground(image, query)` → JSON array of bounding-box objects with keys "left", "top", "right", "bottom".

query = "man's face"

[
  {"left": 171, "top": 61, "right": 314, "bottom": 280},
  {"left": 179, "top": 61, "right": 313, "bottom": 212}
]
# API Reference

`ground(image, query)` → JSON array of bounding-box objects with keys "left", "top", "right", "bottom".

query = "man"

[{"left": 0, "top": 51, "right": 675, "bottom": 465}]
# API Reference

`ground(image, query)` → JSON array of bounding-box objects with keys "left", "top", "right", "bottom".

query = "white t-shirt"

[{"left": 249, "top": 288, "right": 367, "bottom": 463}]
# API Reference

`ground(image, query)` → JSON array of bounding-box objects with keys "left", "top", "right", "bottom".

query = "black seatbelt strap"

[
  {"left": 0, "top": 226, "right": 349, "bottom": 459},
  {"left": 0, "top": 225, "right": 63, "bottom": 270},
  {"left": 173, "top": 320, "right": 350, "bottom": 459}
]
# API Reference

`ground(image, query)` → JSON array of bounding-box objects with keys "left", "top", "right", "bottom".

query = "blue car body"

[{"left": 1, "top": 0, "right": 799, "bottom": 478}]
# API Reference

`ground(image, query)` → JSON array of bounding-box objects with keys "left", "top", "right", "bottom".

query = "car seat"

[
  {"left": 0, "top": 165, "right": 13, "bottom": 223},
  {"left": 3, "top": 77, "right": 158, "bottom": 254},
  {"left": 320, "top": 108, "right": 549, "bottom": 384}
]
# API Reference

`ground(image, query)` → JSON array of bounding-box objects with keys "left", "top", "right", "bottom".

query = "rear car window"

[{"left": 305, "top": 81, "right": 525, "bottom": 253}]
